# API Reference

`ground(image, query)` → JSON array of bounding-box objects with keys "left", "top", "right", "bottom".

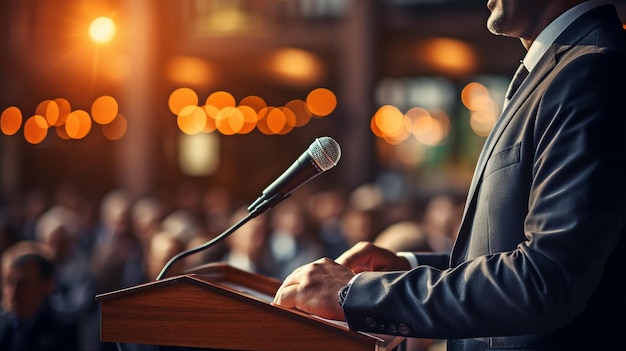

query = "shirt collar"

[{"left": 523, "top": 0, "right": 609, "bottom": 72}]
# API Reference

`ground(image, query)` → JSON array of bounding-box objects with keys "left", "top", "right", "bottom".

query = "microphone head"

[{"left": 308, "top": 136, "right": 341, "bottom": 171}]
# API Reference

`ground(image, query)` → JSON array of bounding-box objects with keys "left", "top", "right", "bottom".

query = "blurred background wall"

[{"left": 1, "top": 0, "right": 625, "bottom": 206}]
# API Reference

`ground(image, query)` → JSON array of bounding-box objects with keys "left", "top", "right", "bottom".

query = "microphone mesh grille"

[{"left": 309, "top": 136, "right": 341, "bottom": 171}]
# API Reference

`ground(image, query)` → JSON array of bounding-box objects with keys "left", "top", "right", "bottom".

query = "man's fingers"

[{"left": 273, "top": 283, "right": 298, "bottom": 307}]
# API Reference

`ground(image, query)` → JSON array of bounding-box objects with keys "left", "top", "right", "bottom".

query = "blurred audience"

[
  {"left": 0, "top": 241, "right": 79, "bottom": 351},
  {"left": 130, "top": 196, "right": 166, "bottom": 250},
  {"left": 143, "top": 230, "right": 186, "bottom": 280},
  {"left": 307, "top": 188, "right": 350, "bottom": 260},
  {"left": 0, "top": 217, "right": 18, "bottom": 258},
  {"left": 35, "top": 205, "right": 99, "bottom": 351},
  {"left": 374, "top": 220, "right": 430, "bottom": 253},
  {"left": 19, "top": 189, "right": 48, "bottom": 242},
  {"left": 268, "top": 201, "right": 322, "bottom": 280},
  {"left": 221, "top": 207, "right": 275, "bottom": 277},
  {"left": 420, "top": 192, "right": 464, "bottom": 252},
  {"left": 0, "top": 180, "right": 465, "bottom": 351},
  {"left": 89, "top": 189, "right": 144, "bottom": 295}
]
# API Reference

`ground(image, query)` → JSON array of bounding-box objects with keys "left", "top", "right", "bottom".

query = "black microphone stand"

[{"left": 155, "top": 192, "right": 283, "bottom": 281}]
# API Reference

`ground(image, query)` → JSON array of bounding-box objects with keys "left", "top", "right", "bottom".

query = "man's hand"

[
  {"left": 336, "top": 241, "right": 411, "bottom": 273},
  {"left": 272, "top": 258, "right": 354, "bottom": 321},
  {"left": 272, "top": 242, "right": 412, "bottom": 320}
]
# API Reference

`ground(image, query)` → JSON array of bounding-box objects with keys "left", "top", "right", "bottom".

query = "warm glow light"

[
  {"left": 395, "top": 138, "right": 426, "bottom": 168},
  {"left": 36, "top": 100, "right": 60, "bottom": 126},
  {"left": 370, "top": 114, "right": 383, "bottom": 137},
  {"left": 177, "top": 105, "right": 207, "bottom": 135},
  {"left": 269, "top": 48, "right": 324, "bottom": 86},
  {"left": 306, "top": 88, "right": 337, "bottom": 117},
  {"left": 1, "top": 106, "right": 23, "bottom": 135},
  {"left": 407, "top": 107, "right": 432, "bottom": 141},
  {"left": 102, "top": 114, "right": 127, "bottom": 140},
  {"left": 179, "top": 133, "right": 220, "bottom": 177},
  {"left": 418, "top": 37, "right": 477, "bottom": 76},
  {"left": 373, "top": 105, "right": 404, "bottom": 136},
  {"left": 470, "top": 110, "right": 497, "bottom": 137},
  {"left": 202, "top": 104, "right": 219, "bottom": 133},
  {"left": 91, "top": 95, "right": 119, "bottom": 124},
  {"left": 285, "top": 99, "right": 312, "bottom": 127},
  {"left": 56, "top": 125, "right": 71, "bottom": 140},
  {"left": 215, "top": 106, "right": 242, "bottom": 135},
  {"left": 89, "top": 17, "right": 116, "bottom": 44},
  {"left": 24, "top": 115, "right": 48, "bottom": 144},
  {"left": 396, "top": 114, "right": 414, "bottom": 143},
  {"left": 169, "top": 88, "right": 199, "bottom": 115},
  {"left": 461, "top": 82, "right": 499, "bottom": 137},
  {"left": 239, "top": 95, "right": 266, "bottom": 112},
  {"left": 372, "top": 105, "right": 450, "bottom": 146},
  {"left": 206, "top": 91, "right": 236, "bottom": 110},
  {"left": 412, "top": 110, "right": 447, "bottom": 146},
  {"left": 279, "top": 107, "right": 296, "bottom": 135},
  {"left": 170, "top": 89, "right": 336, "bottom": 135},
  {"left": 266, "top": 108, "right": 287, "bottom": 135},
  {"left": 166, "top": 56, "right": 214, "bottom": 86},
  {"left": 461, "top": 82, "right": 490, "bottom": 111},
  {"left": 53, "top": 98, "right": 71, "bottom": 126},
  {"left": 65, "top": 110, "right": 92, "bottom": 139},
  {"left": 237, "top": 105, "right": 258, "bottom": 134},
  {"left": 256, "top": 107, "right": 274, "bottom": 135}
]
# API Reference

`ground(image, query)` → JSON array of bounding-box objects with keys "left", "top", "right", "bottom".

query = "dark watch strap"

[{"left": 338, "top": 284, "right": 350, "bottom": 306}]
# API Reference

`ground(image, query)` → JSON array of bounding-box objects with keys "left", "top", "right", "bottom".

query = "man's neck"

[{"left": 520, "top": 0, "right": 588, "bottom": 49}]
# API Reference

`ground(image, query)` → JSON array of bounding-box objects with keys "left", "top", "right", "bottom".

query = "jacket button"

[
  {"left": 398, "top": 323, "right": 412, "bottom": 335},
  {"left": 364, "top": 317, "right": 377, "bottom": 330}
]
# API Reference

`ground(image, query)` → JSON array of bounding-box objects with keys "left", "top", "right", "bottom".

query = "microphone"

[
  {"left": 155, "top": 136, "right": 340, "bottom": 281},
  {"left": 247, "top": 136, "right": 341, "bottom": 215}
]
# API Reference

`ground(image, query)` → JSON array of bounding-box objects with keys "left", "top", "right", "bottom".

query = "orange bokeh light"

[
  {"left": 92, "top": 95, "right": 119, "bottom": 124},
  {"left": 373, "top": 105, "right": 404, "bottom": 136},
  {"left": 265, "top": 108, "right": 287, "bottom": 135},
  {"left": 168, "top": 88, "right": 336, "bottom": 135},
  {"left": 215, "top": 106, "right": 242, "bottom": 135},
  {"left": 55, "top": 125, "right": 71, "bottom": 140},
  {"left": 237, "top": 105, "right": 258, "bottom": 134},
  {"left": 53, "top": 98, "right": 71, "bottom": 126},
  {"left": 24, "top": 115, "right": 48, "bottom": 144},
  {"left": 36, "top": 100, "right": 60, "bottom": 126},
  {"left": 461, "top": 82, "right": 490, "bottom": 111},
  {"left": 1, "top": 106, "right": 23, "bottom": 135},
  {"left": 306, "top": 88, "right": 336, "bottom": 117},
  {"left": 102, "top": 113, "right": 127, "bottom": 140},
  {"left": 169, "top": 88, "right": 199, "bottom": 115},
  {"left": 239, "top": 95, "right": 266, "bottom": 112},
  {"left": 285, "top": 99, "right": 312, "bottom": 127},
  {"left": 65, "top": 110, "right": 92, "bottom": 139},
  {"left": 206, "top": 91, "right": 236, "bottom": 110},
  {"left": 177, "top": 105, "right": 207, "bottom": 135}
]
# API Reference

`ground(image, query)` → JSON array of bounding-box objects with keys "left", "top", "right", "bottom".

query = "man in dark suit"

[
  {"left": 273, "top": 1, "right": 626, "bottom": 350},
  {"left": 0, "top": 242, "right": 78, "bottom": 351}
]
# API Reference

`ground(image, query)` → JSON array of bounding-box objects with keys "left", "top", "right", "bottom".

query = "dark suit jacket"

[
  {"left": 0, "top": 303, "right": 78, "bottom": 351},
  {"left": 343, "top": 5, "right": 626, "bottom": 350}
]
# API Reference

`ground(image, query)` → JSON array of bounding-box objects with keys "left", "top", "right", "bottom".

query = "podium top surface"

[{"left": 97, "top": 263, "right": 404, "bottom": 351}]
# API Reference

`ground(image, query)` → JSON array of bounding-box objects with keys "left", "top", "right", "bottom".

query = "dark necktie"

[{"left": 505, "top": 61, "right": 529, "bottom": 102}]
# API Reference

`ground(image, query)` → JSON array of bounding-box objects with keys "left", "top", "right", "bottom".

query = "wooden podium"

[{"left": 96, "top": 263, "right": 404, "bottom": 351}]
